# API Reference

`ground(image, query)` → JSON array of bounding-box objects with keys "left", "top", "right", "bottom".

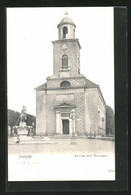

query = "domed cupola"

[
  {"left": 57, "top": 12, "right": 76, "bottom": 40},
  {"left": 52, "top": 12, "right": 81, "bottom": 77}
]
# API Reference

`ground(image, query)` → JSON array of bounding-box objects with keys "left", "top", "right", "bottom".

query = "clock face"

[{"left": 62, "top": 44, "right": 68, "bottom": 50}]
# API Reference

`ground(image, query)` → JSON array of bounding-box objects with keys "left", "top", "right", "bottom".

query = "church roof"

[
  {"left": 35, "top": 79, "right": 98, "bottom": 91},
  {"left": 84, "top": 78, "right": 98, "bottom": 88},
  {"left": 35, "top": 79, "right": 106, "bottom": 105},
  {"left": 60, "top": 17, "right": 74, "bottom": 24},
  {"left": 35, "top": 82, "right": 47, "bottom": 91},
  {"left": 84, "top": 78, "right": 106, "bottom": 105},
  {"left": 57, "top": 17, "right": 76, "bottom": 28}
]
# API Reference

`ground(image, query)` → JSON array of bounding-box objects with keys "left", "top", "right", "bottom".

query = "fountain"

[{"left": 13, "top": 106, "right": 34, "bottom": 142}]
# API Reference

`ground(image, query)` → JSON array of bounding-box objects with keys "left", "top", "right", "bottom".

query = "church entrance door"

[{"left": 62, "top": 120, "right": 69, "bottom": 134}]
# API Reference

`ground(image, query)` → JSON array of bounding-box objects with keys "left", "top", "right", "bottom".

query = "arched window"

[
  {"left": 60, "top": 81, "right": 71, "bottom": 88},
  {"left": 63, "top": 26, "right": 68, "bottom": 38},
  {"left": 62, "top": 55, "right": 68, "bottom": 68}
]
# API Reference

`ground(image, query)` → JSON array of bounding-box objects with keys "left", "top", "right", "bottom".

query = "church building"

[{"left": 35, "top": 14, "right": 106, "bottom": 136}]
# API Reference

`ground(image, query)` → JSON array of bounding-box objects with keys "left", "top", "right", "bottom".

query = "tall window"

[
  {"left": 63, "top": 26, "right": 68, "bottom": 38},
  {"left": 62, "top": 55, "right": 68, "bottom": 68}
]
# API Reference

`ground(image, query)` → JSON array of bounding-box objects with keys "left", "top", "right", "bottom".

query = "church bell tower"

[
  {"left": 35, "top": 12, "right": 106, "bottom": 137},
  {"left": 52, "top": 13, "right": 81, "bottom": 78}
]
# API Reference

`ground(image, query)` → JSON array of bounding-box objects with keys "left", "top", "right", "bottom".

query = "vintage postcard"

[{"left": 7, "top": 7, "right": 115, "bottom": 181}]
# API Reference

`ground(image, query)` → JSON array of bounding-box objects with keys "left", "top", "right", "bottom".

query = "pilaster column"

[
  {"left": 56, "top": 111, "right": 61, "bottom": 134},
  {"left": 73, "top": 112, "right": 76, "bottom": 134},
  {"left": 69, "top": 119, "right": 72, "bottom": 134},
  {"left": 70, "top": 110, "right": 76, "bottom": 135}
]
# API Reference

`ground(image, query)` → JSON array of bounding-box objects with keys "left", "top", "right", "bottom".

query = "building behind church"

[{"left": 35, "top": 15, "right": 106, "bottom": 136}]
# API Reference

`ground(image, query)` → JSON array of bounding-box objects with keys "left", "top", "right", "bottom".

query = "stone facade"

[
  {"left": 35, "top": 16, "right": 106, "bottom": 136},
  {"left": 52, "top": 39, "right": 80, "bottom": 77}
]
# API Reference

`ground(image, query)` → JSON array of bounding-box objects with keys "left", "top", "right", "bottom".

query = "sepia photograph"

[{"left": 7, "top": 7, "right": 115, "bottom": 181}]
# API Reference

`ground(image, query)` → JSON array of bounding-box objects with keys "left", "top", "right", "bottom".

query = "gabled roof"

[
  {"left": 55, "top": 103, "right": 76, "bottom": 109},
  {"left": 34, "top": 78, "right": 106, "bottom": 106},
  {"left": 84, "top": 78, "right": 106, "bottom": 106},
  {"left": 35, "top": 82, "right": 47, "bottom": 91},
  {"left": 84, "top": 78, "right": 98, "bottom": 88}
]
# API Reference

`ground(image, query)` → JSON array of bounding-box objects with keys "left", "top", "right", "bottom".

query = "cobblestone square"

[{"left": 8, "top": 138, "right": 115, "bottom": 155}]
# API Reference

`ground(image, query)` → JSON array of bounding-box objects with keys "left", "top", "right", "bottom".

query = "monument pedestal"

[
  {"left": 17, "top": 121, "right": 28, "bottom": 135},
  {"left": 17, "top": 122, "right": 33, "bottom": 142},
  {"left": 19, "top": 121, "right": 26, "bottom": 127},
  {"left": 13, "top": 106, "right": 34, "bottom": 142},
  {"left": 17, "top": 127, "right": 28, "bottom": 135}
]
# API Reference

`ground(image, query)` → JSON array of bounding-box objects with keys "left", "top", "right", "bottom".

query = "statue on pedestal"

[
  {"left": 19, "top": 106, "right": 27, "bottom": 127},
  {"left": 13, "top": 106, "right": 35, "bottom": 142}
]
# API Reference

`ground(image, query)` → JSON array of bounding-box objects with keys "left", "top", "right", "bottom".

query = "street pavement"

[{"left": 8, "top": 137, "right": 115, "bottom": 155}]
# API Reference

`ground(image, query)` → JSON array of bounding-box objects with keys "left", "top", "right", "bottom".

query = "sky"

[{"left": 7, "top": 7, "right": 114, "bottom": 115}]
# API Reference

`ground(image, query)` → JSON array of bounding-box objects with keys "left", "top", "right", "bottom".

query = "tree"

[
  {"left": 8, "top": 109, "right": 36, "bottom": 134},
  {"left": 8, "top": 109, "right": 20, "bottom": 128},
  {"left": 106, "top": 105, "right": 115, "bottom": 135}
]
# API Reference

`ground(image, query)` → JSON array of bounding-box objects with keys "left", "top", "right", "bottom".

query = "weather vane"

[{"left": 64, "top": 11, "right": 69, "bottom": 17}]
